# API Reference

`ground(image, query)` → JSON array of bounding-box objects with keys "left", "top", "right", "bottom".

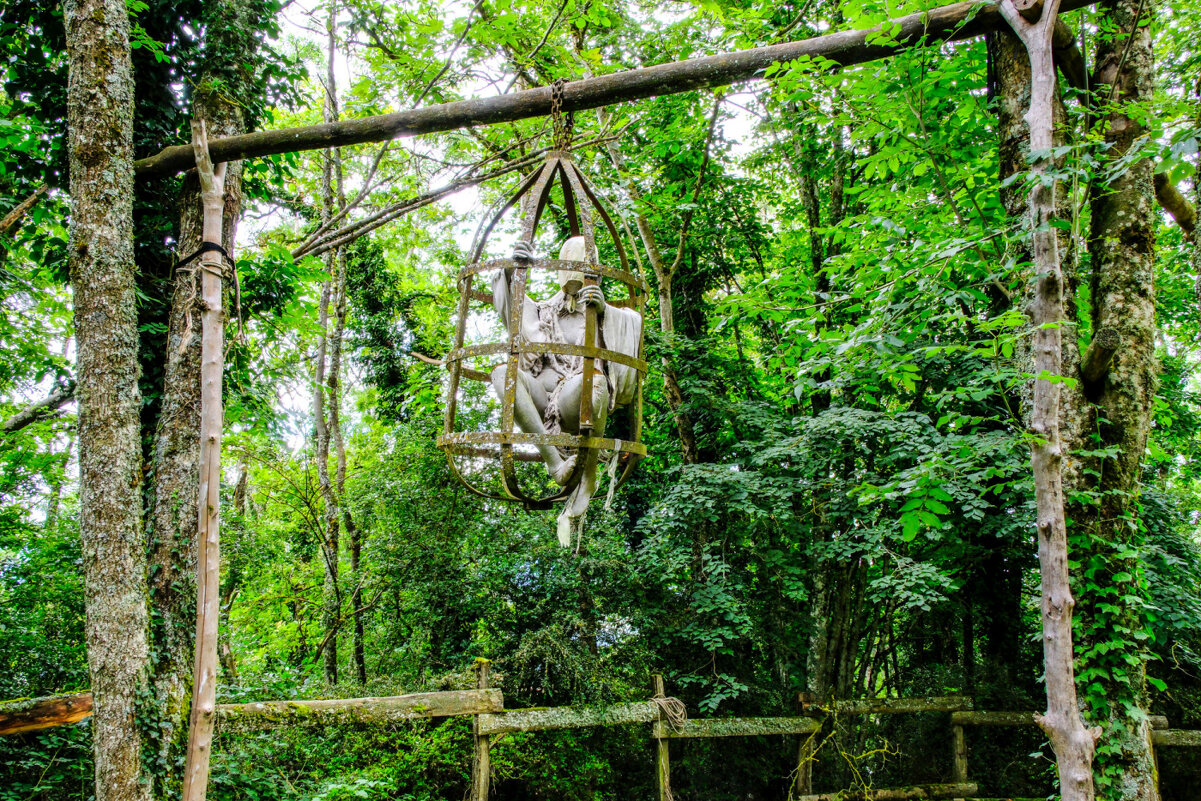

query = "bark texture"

[
  {"left": 63, "top": 1, "right": 149, "bottom": 799},
  {"left": 144, "top": 2, "right": 254, "bottom": 793},
  {"left": 1072, "top": 0, "right": 1161, "bottom": 796},
  {"left": 179, "top": 122, "right": 228, "bottom": 801}
]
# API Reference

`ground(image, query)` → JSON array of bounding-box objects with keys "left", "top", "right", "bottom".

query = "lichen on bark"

[{"left": 64, "top": 1, "right": 149, "bottom": 799}]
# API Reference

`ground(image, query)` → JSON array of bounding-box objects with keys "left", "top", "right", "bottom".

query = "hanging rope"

[
  {"left": 550, "top": 78, "right": 574, "bottom": 152},
  {"left": 652, "top": 687, "right": 687, "bottom": 801},
  {"left": 652, "top": 689, "right": 688, "bottom": 733}
]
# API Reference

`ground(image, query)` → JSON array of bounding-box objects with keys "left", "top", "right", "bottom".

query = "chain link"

[{"left": 550, "top": 78, "right": 574, "bottom": 151}]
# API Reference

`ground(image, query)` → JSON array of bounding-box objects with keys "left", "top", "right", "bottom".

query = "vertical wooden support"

[
  {"left": 794, "top": 692, "right": 815, "bottom": 797},
  {"left": 471, "top": 659, "right": 492, "bottom": 801},
  {"left": 181, "top": 119, "right": 228, "bottom": 801},
  {"left": 951, "top": 723, "right": 968, "bottom": 800},
  {"left": 653, "top": 674, "right": 671, "bottom": 801}
]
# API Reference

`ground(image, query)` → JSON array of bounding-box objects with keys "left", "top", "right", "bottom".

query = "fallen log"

[
  {"left": 134, "top": 0, "right": 1095, "bottom": 178},
  {"left": 0, "top": 692, "right": 93, "bottom": 736},
  {"left": 476, "top": 701, "right": 660, "bottom": 735},
  {"left": 796, "top": 782, "right": 978, "bottom": 800}
]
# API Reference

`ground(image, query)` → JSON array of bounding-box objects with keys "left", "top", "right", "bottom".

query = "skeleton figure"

[{"left": 490, "top": 236, "right": 642, "bottom": 546}]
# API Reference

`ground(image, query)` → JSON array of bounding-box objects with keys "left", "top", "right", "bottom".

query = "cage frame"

[{"left": 436, "top": 150, "right": 648, "bottom": 509}]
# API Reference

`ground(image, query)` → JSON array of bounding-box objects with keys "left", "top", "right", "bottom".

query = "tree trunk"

[
  {"left": 63, "top": 2, "right": 149, "bottom": 799},
  {"left": 315, "top": 11, "right": 343, "bottom": 686},
  {"left": 988, "top": 18, "right": 1081, "bottom": 709},
  {"left": 1071, "top": 0, "right": 1161, "bottom": 796},
  {"left": 998, "top": 1, "right": 1098, "bottom": 798},
  {"left": 144, "top": 2, "right": 254, "bottom": 792},
  {"left": 179, "top": 120, "right": 228, "bottom": 801}
]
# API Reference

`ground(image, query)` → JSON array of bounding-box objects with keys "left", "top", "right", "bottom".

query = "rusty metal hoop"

[{"left": 437, "top": 151, "right": 648, "bottom": 509}]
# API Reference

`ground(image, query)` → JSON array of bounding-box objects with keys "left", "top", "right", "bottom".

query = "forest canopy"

[{"left": 0, "top": 0, "right": 1199, "bottom": 799}]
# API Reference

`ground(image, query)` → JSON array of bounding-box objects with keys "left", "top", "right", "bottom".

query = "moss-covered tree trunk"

[
  {"left": 1070, "top": 0, "right": 1161, "bottom": 796},
  {"left": 144, "top": 1, "right": 256, "bottom": 794},
  {"left": 63, "top": 1, "right": 149, "bottom": 799}
]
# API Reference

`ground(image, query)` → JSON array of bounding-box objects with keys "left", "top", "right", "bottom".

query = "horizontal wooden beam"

[
  {"left": 477, "top": 701, "right": 660, "bottom": 735},
  {"left": 2, "top": 689, "right": 504, "bottom": 736},
  {"left": 215, "top": 689, "right": 503, "bottom": 731},
  {"left": 0, "top": 692, "right": 93, "bottom": 736},
  {"left": 806, "top": 696, "right": 973, "bottom": 715},
  {"left": 654, "top": 716, "right": 820, "bottom": 739},
  {"left": 1152, "top": 729, "right": 1201, "bottom": 747},
  {"left": 134, "top": 0, "right": 1096, "bottom": 178},
  {"left": 952, "top": 711, "right": 1169, "bottom": 730},
  {"left": 797, "top": 782, "right": 978, "bottom": 800}
]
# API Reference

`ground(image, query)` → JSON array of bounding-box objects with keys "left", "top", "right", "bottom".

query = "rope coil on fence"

[{"left": 652, "top": 693, "right": 688, "bottom": 733}]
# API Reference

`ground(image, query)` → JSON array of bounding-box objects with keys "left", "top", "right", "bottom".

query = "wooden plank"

[
  {"left": 797, "top": 782, "right": 978, "bottom": 800},
  {"left": 1152, "top": 729, "right": 1201, "bottom": 747},
  {"left": 132, "top": 0, "right": 1097, "bottom": 178},
  {"left": 653, "top": 676, "right": 670, "bottom": 801},
  {"left": 951, "top": 724, "right": 967, "bottom": 783},
  {"left": 807, "top": 697, "right": 973, "bottom": 716},
  {"left": 470, "top": 661, "right": 492, "bottom": 801},
  {"left": 952, "top": 711, "right": 1169, "bottom": 729},
  {"left": 950, "top": 711, "right": 1037, "bottom": 727},
  {"left": 0, "top": 692, "right": 93, "bottom": 737},
  {"left": 215, "top": 689, "right": 503, "bottom": 731},
  {"left": 476, "top": 701, "right": 659, "bottom": 735},
  {"left": 653, "top": 716, "right": 820, "bottom": 739}
]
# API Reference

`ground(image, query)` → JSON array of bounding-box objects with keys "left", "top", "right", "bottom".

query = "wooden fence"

[{"left": 4, "top": 668, "right": 1199, "bottom": 800}]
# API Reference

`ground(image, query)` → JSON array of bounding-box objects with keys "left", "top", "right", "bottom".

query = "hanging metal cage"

[{"left": 436, "top": 150, "right": 648, "bottom": 509}]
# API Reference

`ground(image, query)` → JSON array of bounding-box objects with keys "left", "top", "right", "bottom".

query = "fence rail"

[{"left": 4, "top": 679, "right": 1199, "bottom": 799}]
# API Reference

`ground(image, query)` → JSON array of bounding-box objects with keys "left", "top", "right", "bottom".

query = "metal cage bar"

[{"left": 439, "top": 151, "right": 646, "bottom": 508}]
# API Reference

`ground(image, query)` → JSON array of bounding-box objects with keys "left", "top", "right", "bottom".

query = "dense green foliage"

[{"left": 1, "top": 0, "right": 1200, "bottom": 799}]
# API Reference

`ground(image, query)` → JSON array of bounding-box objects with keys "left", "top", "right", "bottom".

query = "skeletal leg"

[
  {"left": 490, "top": 364, "right": 575, "bottom": 484},
  {"left": 552, "top": 373, "right": 610, "bottom": 547}
]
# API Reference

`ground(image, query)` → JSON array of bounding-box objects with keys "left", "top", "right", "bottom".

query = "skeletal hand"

[{"left": 577, "top": 285, "right": 605, "bottom": 309}]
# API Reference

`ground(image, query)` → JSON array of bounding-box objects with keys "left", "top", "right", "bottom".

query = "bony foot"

[{"left": 550, "top": 454, "right": 577, "bottom": 486}]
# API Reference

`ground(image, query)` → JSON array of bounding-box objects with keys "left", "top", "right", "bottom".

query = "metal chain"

[{"left": 550, "top": 78, "right": 574, "bottom": 151}]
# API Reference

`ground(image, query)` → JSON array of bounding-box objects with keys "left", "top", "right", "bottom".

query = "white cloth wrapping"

[{"left": 490, "top": 270, "right": 642, "bottom": 413}]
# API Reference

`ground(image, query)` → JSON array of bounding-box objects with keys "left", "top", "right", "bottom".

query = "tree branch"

[
  {"left": 0, "top": 185, "right": 48, "bottom": 235},
  {"left": 134, "top": 0, "right": 1098, "bottom": 178},
  {"left": 1, "top": 380, "right": 75, "bottom": 434}
]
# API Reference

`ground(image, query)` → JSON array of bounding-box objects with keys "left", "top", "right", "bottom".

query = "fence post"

[
  {"left": 472, "top": 659, "right": 492, "bottom": 801},
  {"left": 653, "top": 674, "right": 671, "bottom": 801},
  {"left": 794, "top": 692, "right": 815, "bottom": 797},
  {"left": 951, "top": 721, "right": 967, "bottom": 800}
]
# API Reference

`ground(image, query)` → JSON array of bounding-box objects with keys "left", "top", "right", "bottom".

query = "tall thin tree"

[{"left": 63, "top": 0, "right": 149, "bottom": 799}]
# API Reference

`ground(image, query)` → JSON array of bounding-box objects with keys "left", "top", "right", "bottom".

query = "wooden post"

[
  {"left": 951, "top": 723, "right": 967, "bottom": 801},
  {"left": 998, "top": 0, "right": 1099, "bottom": 798},
  {"left": 653, "top": 674, "right": 671, "bottom": 801},
  {"left": 795, "top": 692, "right": 815, "bottom": 797},
  {"left": 181, "top": 119, "right": 229, "bottom": 801},
  {"left": 472, "top": 659, "right": 492, "bottom": 801}
]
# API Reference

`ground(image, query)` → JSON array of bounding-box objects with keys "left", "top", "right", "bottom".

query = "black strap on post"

[{"left": 175, "top": 240, "right": 235, "bottom": 270}]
